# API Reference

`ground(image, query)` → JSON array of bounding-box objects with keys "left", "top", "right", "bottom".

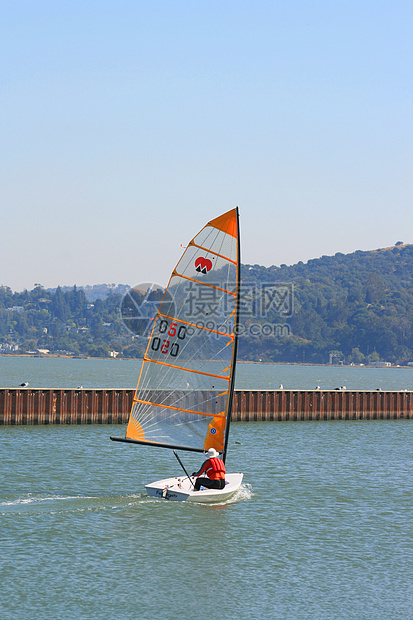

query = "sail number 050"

[{"left": 151, "top": 321, "right": 186, "bottom": 357}]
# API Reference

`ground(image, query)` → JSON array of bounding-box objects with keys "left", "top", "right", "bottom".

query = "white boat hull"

[{"left": 145, "top": 472, "right": 243, "bottom": 503}]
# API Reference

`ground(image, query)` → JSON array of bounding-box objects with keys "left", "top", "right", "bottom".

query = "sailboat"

[{"left": 111, "top": 207, "right": 243, "bottom": 502}]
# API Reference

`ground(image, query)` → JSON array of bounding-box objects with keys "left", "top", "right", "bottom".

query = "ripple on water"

[{"left": 1, "top": 422, "right": 413, "bottom": 620}]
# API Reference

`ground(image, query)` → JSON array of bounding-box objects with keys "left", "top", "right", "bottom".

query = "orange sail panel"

[{"left": 126, "top": 208, "right": 239, "bottom": 452}]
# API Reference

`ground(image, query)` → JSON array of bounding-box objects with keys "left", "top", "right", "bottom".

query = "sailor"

[{"left": 191, "top": 448, "right": 226, "bottom": 491}]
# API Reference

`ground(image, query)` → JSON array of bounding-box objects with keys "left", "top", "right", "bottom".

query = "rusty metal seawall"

[
  {"left": 0, "top": 389, "right": 412, "bottom": 425},
  {"left": 0, "top": 389, "right": 134, "bottom": 425}
]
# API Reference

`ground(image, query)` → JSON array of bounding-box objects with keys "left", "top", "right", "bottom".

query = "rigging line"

[
  {"left": 188, "top": 241, "right": 236, "bottom": 265},
  {"left": 172, "top": 270, "right": 237, "bottom": 296},
  {"left": 173, "top": 450, "right": 195, "bottom": 488},
  {"left": 142, "top": 356, "right": 231, "bottom": 381},
  {"left": 132, "top": 398, "right": 226, "bottom": 419}
]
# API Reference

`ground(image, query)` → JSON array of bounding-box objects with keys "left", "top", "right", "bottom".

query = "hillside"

[
  {"left": 240, "top": 243, "right": 413, "bottom": 364},
  {"left": 0, "top": 285, "right": 136, "bottom": 358},
  {"left": 1, "top": 243, "right": 412, "bottom": 364}
]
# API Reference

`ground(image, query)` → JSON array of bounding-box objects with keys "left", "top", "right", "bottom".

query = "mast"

[{"left": 222, "top": 206, "right": 240, "bottom": 464}]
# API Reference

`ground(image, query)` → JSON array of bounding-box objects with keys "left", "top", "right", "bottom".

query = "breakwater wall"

[{"left": 1, "top": 388, "right": 412, "bottom": 425}]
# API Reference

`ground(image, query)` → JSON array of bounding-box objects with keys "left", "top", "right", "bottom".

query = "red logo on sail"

[{"left": 195, "top": 257, "right": 212, "bottom": 275}]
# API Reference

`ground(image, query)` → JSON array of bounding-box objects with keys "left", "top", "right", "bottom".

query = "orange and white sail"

[{"left": 124, "top": 208, "right": 240, "bottom": 454}]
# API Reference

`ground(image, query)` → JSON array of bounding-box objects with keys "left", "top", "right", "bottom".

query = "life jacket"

[{"left": 204, "top": 457, "right": 226, "bottom": 480}]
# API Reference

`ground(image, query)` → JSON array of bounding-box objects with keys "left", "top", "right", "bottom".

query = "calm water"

[
  {"left": 0, "top": 355, "right": 413, "bottom": 391},
  {"left": 1, "top": 422, "right": 412, "bottom": 619},
  {"left": 1, "top": 358, "right": 413, "bottom": 618}
]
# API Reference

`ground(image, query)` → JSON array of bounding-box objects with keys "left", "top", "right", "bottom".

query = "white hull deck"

[{"left": 145, "top": 473, "right": 243, "bottom": 503}]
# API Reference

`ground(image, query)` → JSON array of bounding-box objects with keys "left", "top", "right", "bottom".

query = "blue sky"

[{"left": 2, "top": 1, "right": 412, "bottom": 291}]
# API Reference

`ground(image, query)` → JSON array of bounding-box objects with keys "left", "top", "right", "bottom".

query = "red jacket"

[{"left": 195, "top": 457, "right": 226, "bottom": 480}]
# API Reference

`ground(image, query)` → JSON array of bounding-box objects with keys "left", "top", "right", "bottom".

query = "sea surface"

[
  {"left": 1, "top": 358, "right": 413, "bottom": 619},
  {"left": 1, "top": 355, "right": 413, "bottom": 391}
]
